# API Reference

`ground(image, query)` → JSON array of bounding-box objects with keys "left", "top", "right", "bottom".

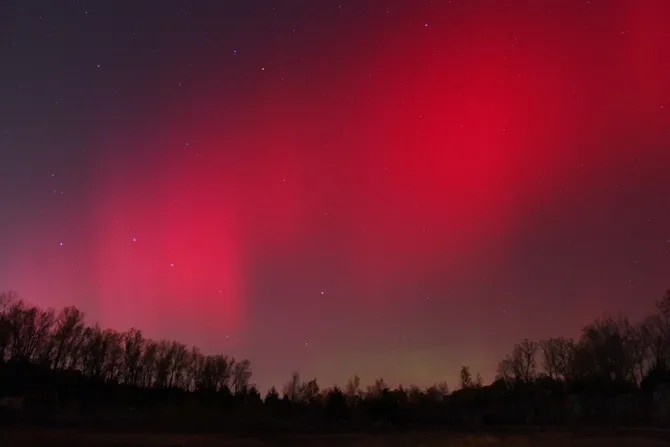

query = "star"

[
  {"left": 132, "top": 237, "right": 137, "bottom": 243},
  {"left": 170, "top": 263, "right": 175, "bottom": 267},
  {"left": 59, "top": 242, "right": 63, "bottom": 246}
]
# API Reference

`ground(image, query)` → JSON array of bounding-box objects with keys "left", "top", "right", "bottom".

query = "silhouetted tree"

[
  {"left": 264, "top": 386, "right": 280, "bottom": 405},
  {"left": 345, "top": 374, "right": 361, "bottom": 407},
  {"left": 51, "top": 306, "right": 86, "bottom": 370},
  {"left": 283, "top": 371, "right": 302, "bottom": 402},
  {"left": 299, "top": 378, "right": 320, "bottom": 405},
  {"left": 496, "top": 355, "right": 515, "bottom": 387},
  {"left": 459, "top": 366, "right": 473, "bottom": 389},
  {"left": 366, "top": 377, "right": 388, "bottom": 398},
  {"left": 540, "top": 338, "right": 561, "bottom": 380},
  {"left": 325, "top": 386, "right": 349, "bottom": 424},
  {"left": 1, "top": 288, "right": 670, "bottom": 432},
  {"left": 426, "top": 381, "right": 449, "bottom": 400},
  {"left": 512, "top": 338, "right": 538, "bottom": 383},
  {"left": 122, "top": 328, "right": 144, "bottom": 386},
  {"left": 6, "top": 301, "right": 54, "bottom": 362},
  {"left": 231, "top": 358, "right": 252, "bottom": 394}
]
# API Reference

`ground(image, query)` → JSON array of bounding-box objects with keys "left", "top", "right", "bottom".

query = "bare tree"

[
  {"left": 496, "top": 355, "right": 515, "bottom": 385},
  {"left": 577, "top": 317, "right": 633, "bottom": 382},
  {"left": 153, "top": 340, "right": 174, "bottom": 387},
  {"left": 283, "top": 371, "right": 302, "bottom": 401},
  {"left": 167, "top": 341, "right": 190, "bottom": 388},
  {"left": 80, "top": 324, "right": 106, "bottom": 378},
  {"left": 633, "top": 317, "right": 658, "bottom": 379},
  {"left": 102, "top": 329, "right": 124, "bottom": 382},
  {"left": 215, "top": 355, "right": 233, "bottom": 390},
  {"left": 231, "top": 358, "right": 252, "bottom": 393},
  {"left": 459, "top": 365, "right": 473, "bottom": 389},
  {"left": 366, "top": 377, "right": 388, "bottom": 398},
  {"left": 192, "top": 353, "right": 232, "bottom": 392},
  {"left": 0, "top": 296, "right": 257, "bottom": 396},
  {"left": 552, "top": 337, "right": 576, "bottom": 380},
  {"left": 345, "top": 374, "right": 360, "bottom": 398},
  {"left": 647, "top": 291, "right": 670, "bottom": 369},
  {"left": 618, "top": 318, "right": 649, "bottom": 383},
  {"left": 51, "top": 306, "right": 85, "bottom": 370},
  {"left": 139, "top": 340, "right": 158, "bottom": 387},
  {"left": 122, "top": 328, "right": 144, "bottom": 386},
  {"left": 299, "top": 378, "right": 320, "bottom": 404},
  {"left": 540, "top": 338, "right": 561, "bottom": 379},
  {"left": 0, "top": 292, "right": 16, "bottom": 314},
  {"left": 0, "top": 315, "right": 10, "bottom": 363},
  {"left": 4, "top": 301, "right": 54, "bottom": 362},
  {"left": 655, "top": 289, "right": 670, "bottom": 330},
  {"left": 0, "top": 293, "right": 17, "bottom": 362},
  {"left": 511, "top": 339, "right": 538, "bottom": 382}
]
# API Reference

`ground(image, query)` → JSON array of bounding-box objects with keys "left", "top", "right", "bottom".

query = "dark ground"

[{"left": 4, "top": 427, "right": 670, "bottom": 447}]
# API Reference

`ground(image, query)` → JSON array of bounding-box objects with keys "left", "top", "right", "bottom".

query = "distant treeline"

[{"left": 2, "top": 290, "right": 670, "bottom": 432}]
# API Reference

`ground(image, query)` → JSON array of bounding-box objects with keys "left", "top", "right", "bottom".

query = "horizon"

[{"left": 1, "top": 288, "right": 667, "bottom": 394}]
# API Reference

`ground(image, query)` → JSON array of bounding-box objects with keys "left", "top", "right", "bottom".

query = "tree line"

[{"left": 2, "top": 289, "right": 670, "bottom": 432}]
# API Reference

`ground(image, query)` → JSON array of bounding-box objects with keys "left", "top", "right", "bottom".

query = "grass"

[{"left": 4, "top": 429, "right": 670, "bottom": 447}]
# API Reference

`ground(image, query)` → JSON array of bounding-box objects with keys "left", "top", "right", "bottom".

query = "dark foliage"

[{"left": 2, "top": 289, "right": 670, "bottom": 432}]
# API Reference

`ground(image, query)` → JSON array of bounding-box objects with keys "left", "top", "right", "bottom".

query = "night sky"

[{"left": 1, "top": 0, "right": 669, "bottom": 392}]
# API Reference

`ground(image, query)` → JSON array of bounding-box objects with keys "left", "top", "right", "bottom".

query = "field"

[{"left": 4, "top": 429, "right": 670, "bottom": 447}]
